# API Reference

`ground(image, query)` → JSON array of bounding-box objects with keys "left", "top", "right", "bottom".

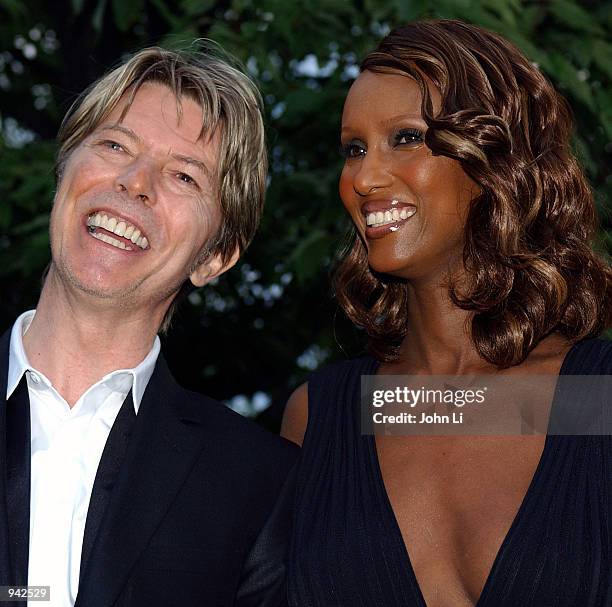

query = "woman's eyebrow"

[
  {"left": 379, "top": 113, "right": 426, "bottom": 127},
  {"left": 341, "top": 113, "right": 427, "bottom": 134}
]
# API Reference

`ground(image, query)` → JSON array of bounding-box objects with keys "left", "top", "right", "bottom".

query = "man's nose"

[
  {"left": 114, "top": 158, "right": 156, "bottom": 205},
  {"left": 352, "top": 150, "right": 393, "bottom": 196}
]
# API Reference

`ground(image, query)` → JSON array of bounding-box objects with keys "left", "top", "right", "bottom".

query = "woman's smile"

[
  {"left": 339, "top": 70, "right": 478, "bottom": 280},
  {"left": 362, "top": 199, "right": 418, "bottom": 238}
]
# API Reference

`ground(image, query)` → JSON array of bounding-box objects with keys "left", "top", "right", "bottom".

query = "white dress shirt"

[{"left": 6, "top": 310, "right": 160, "bottom": 607}]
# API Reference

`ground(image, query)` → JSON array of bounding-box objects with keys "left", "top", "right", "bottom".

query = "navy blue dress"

[{"left": 288, "top": 338, "right": 612, "bottom": 606}]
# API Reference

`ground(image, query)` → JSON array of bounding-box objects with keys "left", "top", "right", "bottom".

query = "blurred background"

[{"left": 1, "top": 0, "right": 611, "bottom": 429}]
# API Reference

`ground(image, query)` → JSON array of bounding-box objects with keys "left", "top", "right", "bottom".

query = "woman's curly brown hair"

[{"left": 333, "top": 19, "right": 612, "bottom": 367}]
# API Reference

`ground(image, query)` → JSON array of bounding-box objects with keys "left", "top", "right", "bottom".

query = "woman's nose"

[{"left": 351, "top": 150, "right": 393, "bottom": 196}]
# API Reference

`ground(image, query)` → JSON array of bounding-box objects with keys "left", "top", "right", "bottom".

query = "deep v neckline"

[{"left": 366, "top": 340, "right": 582, "bottom": 607}]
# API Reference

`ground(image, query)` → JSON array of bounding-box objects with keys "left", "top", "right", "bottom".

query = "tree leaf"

[
  {"left": 71, "top": 0, "right": 85, "bottom": 14},
  {"left": 92, "top": 0, "right": 109, "bottom": 33},
  {"left": 286, "top": 229, "right": 331, "bottom": 285},
  {"left": 549, "top": 0, "right": 604, "bottom": 35},
  {"left": 180, "top": 0, "right": 217, "bottom": 17},
  {"left": 0, "top": 0, "right": 28, "bottom": 17},
  {"left": 112, "top": 0, "right": 144, "bottom": 32},
  {"left": 391, "top": 0, "right": 430, "bottom": 22},
  {"left": 149, "top": 0, "right": 182, "bottom": 28},
  {"left": 591, "top": 39, "right": 612, "bottom": 80},
  {"left": 548, "top": 52, "right": 595, "bottom": 112}
]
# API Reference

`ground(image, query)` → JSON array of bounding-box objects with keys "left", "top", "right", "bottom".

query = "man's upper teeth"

[
  {"left": 87, "top": 212, "right": 148, "bottom": 249},
  {"left": 366, "top": 207, "right": 416, "bottom": 227}
]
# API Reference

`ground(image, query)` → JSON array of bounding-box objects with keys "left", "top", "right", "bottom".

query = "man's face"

[{"left": 50, "top": 82, "right": 226, "bottom": 312}]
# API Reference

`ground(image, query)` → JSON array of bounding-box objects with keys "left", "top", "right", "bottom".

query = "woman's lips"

[{"left": 363, "top": 205, "right": 417, "bottom": 239}]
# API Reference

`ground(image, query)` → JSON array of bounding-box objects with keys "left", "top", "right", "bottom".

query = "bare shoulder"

[
  {"left": 522, "top": 333, "right": 574, "bottom": 374},
  {"left": 281, "top": 382, "right": 309, "bottom": 446}
]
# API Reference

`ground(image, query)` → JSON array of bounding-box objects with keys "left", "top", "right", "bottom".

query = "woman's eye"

[
  {"left": 394, "top": 129, "right": 424, "bottom": 146},
  {"left": 340, "top": 142, "right": 366, "bottom": 159}
]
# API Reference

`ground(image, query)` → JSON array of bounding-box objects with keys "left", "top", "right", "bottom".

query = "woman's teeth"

[
  {"left": 366, "top": 207, "right": 416, "bottom": 228},
  {"left": 86, "top": 212, "right": 149, "bottom": 250}
]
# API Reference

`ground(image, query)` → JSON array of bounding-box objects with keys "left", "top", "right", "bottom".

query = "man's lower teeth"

[{"left": 91, "top": 231, "right": 131, "bottom": 250}]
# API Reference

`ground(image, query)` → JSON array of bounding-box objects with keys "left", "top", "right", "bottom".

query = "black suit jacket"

[{"left": 0, "top": 328, "right": 299, "bottom": 606}]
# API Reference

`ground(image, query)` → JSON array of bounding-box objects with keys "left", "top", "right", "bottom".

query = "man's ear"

[{"left": 189, "top": 247, "right": 240, "bottom": 287}]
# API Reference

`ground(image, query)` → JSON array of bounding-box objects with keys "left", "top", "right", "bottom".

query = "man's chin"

[
  {"left": 50, "top": 261, "right": 142, "bottom": 303},
  {"left": 48, "top": 260, "right": 187, "bottom": 315}
]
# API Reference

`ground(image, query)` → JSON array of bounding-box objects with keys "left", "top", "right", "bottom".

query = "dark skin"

[{"left": 281, "top": 70, "right": 573, "bottom": 606}]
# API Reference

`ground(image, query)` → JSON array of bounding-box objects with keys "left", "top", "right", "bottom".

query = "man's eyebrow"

[
  {"left": 96, "top": 124, "right": 212, "bottom": 179},
  {"left": 98, "top": 123, "right": 142, "bottom": 144},
  {"left": 171, "top": 153, "right": 212, "bottom": 179}
]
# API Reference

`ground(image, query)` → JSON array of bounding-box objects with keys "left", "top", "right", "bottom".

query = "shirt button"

[{"left": 29, "top": 372, "right": 40, "bottom": 384}]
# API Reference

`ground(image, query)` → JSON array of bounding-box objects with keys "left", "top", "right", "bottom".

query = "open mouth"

[
  {"left": 365, "top": 207, "right": 417, "bottom": 229},
  {"left": 86, "top": 211, "right": 149, "bottom": 251}
]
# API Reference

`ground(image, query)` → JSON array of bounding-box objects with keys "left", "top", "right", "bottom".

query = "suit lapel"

[
  {"left": 79, "top": 390, "right": 136, "bottom": 582},
  {"left": 75, "top": 356, "right": 211, "bottom": 607},
  {"left": 5, "top": 377, "right": 31, "bottom": 586},
  {"left": 0, "top": 328, "right": 31, "bottom": 587},
  {"left": 0, "top": 329, "right": 12, "bottom": 585}
]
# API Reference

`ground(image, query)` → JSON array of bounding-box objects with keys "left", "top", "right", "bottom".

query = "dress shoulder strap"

[
  {"left": 562, "top": 337, "right": 612, "bottom": 375},
  {"left": 308, "top": 356, "right": 377, "bottom": 410},
  {"left": 305, "top": 356, "right": 378, "bottom": 434}
]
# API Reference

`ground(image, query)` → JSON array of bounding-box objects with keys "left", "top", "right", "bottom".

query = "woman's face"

[{"left": 339, "top": 70, "right": 479, "bottom": 282}]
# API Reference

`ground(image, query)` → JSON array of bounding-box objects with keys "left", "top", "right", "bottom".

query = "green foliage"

[
  {"left": 0, "top": 141, "right": 55, "bottom": 275},
  {"left": 112, "top": 0, "right": 144, "bottom": 32},
  {"left": 0, "top": 0, "right": 610, "bottom": 422}
]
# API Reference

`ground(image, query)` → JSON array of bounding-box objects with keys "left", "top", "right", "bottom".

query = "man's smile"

[
  {"left": 86, "top": 211, "right": 149, "bottom": 251},
  {"left": 50, "top": 82, "right": 224, "bottom": 303}
]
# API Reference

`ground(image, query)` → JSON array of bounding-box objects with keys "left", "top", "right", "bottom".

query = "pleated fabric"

[{"left": 288, "top": 338, "right": 612, "bottom": 606}]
